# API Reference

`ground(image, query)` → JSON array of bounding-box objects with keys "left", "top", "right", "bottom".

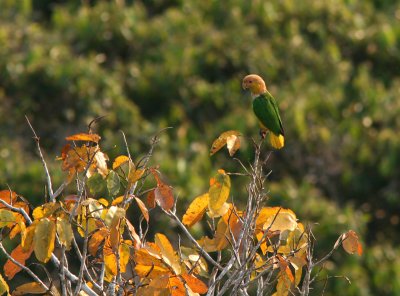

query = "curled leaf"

[
  {"left": 342, "top": 230, "right": 363, "bottom": 256},
  {"left": 208, "top": 170, "right": 231, "bottom": 215},
  {"left": 210, "top": 130, "right": 241, "bottom": 156},
  {"left": 65, "top": 133, "right": 101, "bottom": 143}
]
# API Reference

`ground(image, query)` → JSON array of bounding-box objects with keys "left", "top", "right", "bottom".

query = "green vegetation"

[{"left": 0, "top": 0, "right": 399, "bottom": 294}]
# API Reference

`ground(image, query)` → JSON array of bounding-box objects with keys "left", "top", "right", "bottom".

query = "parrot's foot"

[{"left": 259, "top": 130, "right": 267, "bottom": 139}]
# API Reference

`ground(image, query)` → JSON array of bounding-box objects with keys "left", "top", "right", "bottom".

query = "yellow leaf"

[
  {"left": 111, "top": 196, "right": 124, "bottom": 206},
  {"left": 0, "top": 209, "right": 15, "bottom": 228},
  {"left": 182, "top": 193, "right": 209, "bottom": 227},
  {"left": 181, "top": 273, "right": 208, "bottom": 294},
  {"left": 4, "top": 244, "right": 33, "bottom": 280},
  {"left": 33, "top": 218, "right": 56, "bottom": 263},
  {"left": 197, "top": 218, "right": 229, "bottom": 252},
  {"left": 119, "top": 242, "right": 131, "bottom": 273},
  {"left": 210, "top": 130, "right": 241, "bottom": 156},
  {"left": 0, "top": 273, "right": 9, "bottom": 295},
  {"left": 256, "top": 207, "right": 297, "bottom": 232},
  {"left": 21, "top": 222, "right": 37, "bottom": 253},
  {"left": 208, "top": 170, "right": 230, "bottom": 214},
  {"left": 134, "top": 264, "right": 170, "bottom": 279},
  {"left": 274, "top": 270, "right": 291, "bottom": 296},
  {"left": 134, "top": 197, "right": 149, "bottom": 222},
  {"left": 103, "top": 206, "right": 126, "bottom": 228},
  {"left": 342, "top": 230, "right": 363, "bottom": 256},
  {"left": 155, "top": 233, "right": 181, "bottom": 274},
  {"left": 226, "top": 134, "right": 241, "bottom": 156},
  {"left": 128, "top": 168, "right": 145, "bottom": 186},
  {"left": 112, "top": 155, "right": 130, "bottom": 170},
  {"left": 65, "top": 133, "right": 101, "bottom": 143},
  {"left": 32, "top": 202, "right": 61, "bottom": 220},
  {"left": 56, "top": 217, "right": 73, "bottom": 250},
  {"left": 12, "top": 282, "right": 47, "bottom": 295}
]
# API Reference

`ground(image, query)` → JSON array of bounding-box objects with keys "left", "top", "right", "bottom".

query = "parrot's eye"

[{"left": 249, "top": 80, "right": 252, "bottom": 83}]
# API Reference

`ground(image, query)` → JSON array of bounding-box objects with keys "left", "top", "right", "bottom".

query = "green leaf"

[
  {"left": 0, "top": 209, "right": 15, "bottom": 228},
  {"left": 107, "top": 170, "right": 120, "bottom": 196},
  {"left": 87, "top": 173, "right": 107, "bottom": 196},
  {"left": 208, "top": 170, "right": 231, "bottom": 215}
]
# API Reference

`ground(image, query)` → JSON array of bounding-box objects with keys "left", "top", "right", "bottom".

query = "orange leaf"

[
  {"left": 168, "top": 276, "right": 185, "bottom": 296},
  {"left": 147, "top": 190, "right": 156, "bottom": 209},
  {"left": 342, "top": 230, "right": 363, "bottom": 256},
  {"left": 0, "top": 190, "right": 17, "bottom": 207},
  {"left": 89, "top": 227, "right": 109, "bottom": 256},
  {"left": 126, "top": 219, "right": 141, "bottom": 249},
  {"left": 134, "top": 197, "right": 149, "bottom": 222},
  {"left": 65, "top": 133, "right": 101, "bottom": 143},
  {"left": 12, "top": 282, "right": 47, "bottom": 295},
  {"left": 155, "top": 184, "right": 174, "bottom": 212},
  {"left": 4, "top": 244, "right": 33, "bottom": 280},
  {"left": 182, "top": 193, "right": 209, "bottom": 227},
  {"left": 181, "top": 273, "right": 208, "bottom": 294},
  {"left": 112, "top": 155, "right": 130, "bottom": 170},
  {"left": 210, "top": 130, "right": 241, "bottom": 156},
  {"left": 111, "top": 196, "right": 125, "bottom": 206}
]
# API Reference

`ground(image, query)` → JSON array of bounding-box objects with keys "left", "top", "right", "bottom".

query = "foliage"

[
  {"left": 0, "top": 129, "right": 361, "bottom": 295},
  {"left": 0, "top": 0, "right": 399, "bottom": 295}
]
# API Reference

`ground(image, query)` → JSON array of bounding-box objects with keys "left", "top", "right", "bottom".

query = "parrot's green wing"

[{"left": 252, "top": 91, "right": 284, "bottom": 136}]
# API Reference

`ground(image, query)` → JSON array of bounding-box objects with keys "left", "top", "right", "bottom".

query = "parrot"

[{"left": 242, "top": 74, "right": 285, "bottom": 149}]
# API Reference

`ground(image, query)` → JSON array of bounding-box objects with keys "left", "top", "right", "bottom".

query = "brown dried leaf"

[
  {"left": 134, "top": 197, "right": 149, "bottom": 222},
  {"left": 342, "top": 230, "right": 363, "bottom": 256}
]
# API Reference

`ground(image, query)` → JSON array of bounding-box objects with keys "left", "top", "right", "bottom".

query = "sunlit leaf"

[
  {"left": 103, "top": 206, "right": 125, "bottom": 228},
  {"left": 256, "top": 207, "right": 297, "bottom": 233},
  {"left": 182, "top": 193, "right": 209, "bottom": 227},
  {"left": 342, "top": 230, "right": 363, "bottom": 256},
  {"left": 126, "top": 219, "right": 141, "bottom": 249},
  {"left": 155, "top": 233, "right": 181, "bottom": 275},
  {"left": 134, "top": 197, "right": 149, "bottom": 222},
  {"left": 226, "top": 134, "right": 241, "bottom": 156},
  {"left": 12, "top": 282, "right": 47, "bottom": 295},
  {"left": 168, "top": 276, "right": 186, "bottom": 296},
  {"left": 111, "top": 196, "right": 124, "bottom": 206},
  {"left": 32, "top": 202, "right": 61, "bottom": 220},
  {"left": 92, "top": 150, "right": 109, "bottom": 178},
  {"left": 210, "top": 130, "right": 241, "bottom": 156},
  {"left": 65, "top": 133, "right": 101, "bottom": 143},
  {"left": 128, "top": 168, "right": 145, "bottom": 186},
  {"left": 0, "top": 190, "right": 17, "bottom": 207},
  {"left": 9, "top": 219, "right": 25, "bottom": 240},
  {"left": 56, "top": 216, "right": 73, "bottom": 250},
  {"left": 33, "top": 218, "right": 56, "bottom": 263},
  {"left": 21, "top": 222, "right": 37, "bottom": 253},
  {"left": 4, "top": 244, "right": 33, "bottom": 280},
  {"left": 0, "top": 273, "right": 9, "bottom": 295},
  {"left": 112, "top": 155, "right": 130, "bottom": 170},
  {"left": 0, "top": 209, "right": 15, "bottom": 228},
  {"left": 107, "top": 171, "right": 120, "bottom": 196},
  {"left": 181, "top": 273, "right": 208, "bottom": 294},
  {"left": 208, "top": 169, "right": 230, "bottom": 214},
  {"left": 151, "top": 169, "right": 174, "bottom": 211}
]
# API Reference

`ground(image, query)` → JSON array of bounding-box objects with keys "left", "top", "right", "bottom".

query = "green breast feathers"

[{"left": 252, "top": 91, "right": 284, "bottom": 137}]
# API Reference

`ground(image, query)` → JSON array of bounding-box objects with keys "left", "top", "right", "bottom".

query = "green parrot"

[{"left": 242, "top": 74, "right": 285, "bottom": 149}]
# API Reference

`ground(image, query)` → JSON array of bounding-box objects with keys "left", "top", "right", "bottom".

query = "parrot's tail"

[{"left": 270, "top": 133, "right": 284, "bottom": 149}]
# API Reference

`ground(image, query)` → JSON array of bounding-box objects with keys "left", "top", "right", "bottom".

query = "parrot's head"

[{"left": 242, "top": 74, "right": 267, "bottom": 96}]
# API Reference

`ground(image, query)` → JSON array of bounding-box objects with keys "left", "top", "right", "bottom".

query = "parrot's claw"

[{"left": 259, "top": 130, "right": 267, "bottom": 139}]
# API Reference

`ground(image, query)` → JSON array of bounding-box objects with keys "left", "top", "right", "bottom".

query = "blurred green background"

[{"left": 0, "top": 0, "right": 399, "bottom": 295}]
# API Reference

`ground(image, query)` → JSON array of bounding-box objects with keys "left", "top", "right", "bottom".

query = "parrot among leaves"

[{"left": 242, "top": 74, "right": 285, "bottom": 149}]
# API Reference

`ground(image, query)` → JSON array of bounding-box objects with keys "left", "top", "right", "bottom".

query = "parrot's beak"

[{"left": 242, "top": 81, "right": 248, "bottom": 90}]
